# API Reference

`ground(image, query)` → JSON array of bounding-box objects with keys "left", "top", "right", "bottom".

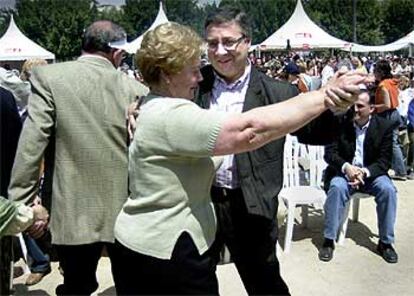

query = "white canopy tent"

[
  {"left": 259, "top": 0, "right": 352, "bottom": 51},
  {"left": 350, "top": 31, "right": 414, "bottom": 52},
  {"left": 0, "top": 15, "right": 55, "bottom": 61},
  {"left": 124, "top": 2, "right": 169, "bottom": 54}
]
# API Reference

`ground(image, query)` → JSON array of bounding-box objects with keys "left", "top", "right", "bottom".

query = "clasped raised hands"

[{"left": 323, "top": 70, "right": 368, "bottom": 113}]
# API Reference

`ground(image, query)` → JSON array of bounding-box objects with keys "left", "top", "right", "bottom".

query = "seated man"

[{"left": 319, "top": 89, "right": 398, "bottom": 263}]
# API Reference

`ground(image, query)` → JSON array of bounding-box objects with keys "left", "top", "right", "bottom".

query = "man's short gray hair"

[{"left": 82, "top": 20, "right": 126, "bottom": 53}]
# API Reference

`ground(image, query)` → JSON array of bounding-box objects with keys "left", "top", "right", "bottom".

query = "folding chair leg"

[
  {"left": 302, "top": 205, "right": 309, "bottom": 228},
  {"left": 219, "top": 245, "right": 231, "bottom": 265},
  {"left": 284, "top": 203, "right": 296, "bottom": 253},
  {"left": 352, "top": 197, "right": 360, "bottom": 222},
  {"left": 276, "top": 241, "right": 282, "bottom": 256},
  {"left": 17, "top": 233, "right": 30, "bottom": 275}
]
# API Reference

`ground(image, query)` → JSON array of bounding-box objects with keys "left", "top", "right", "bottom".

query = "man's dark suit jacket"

[
  {"left": 0, "top": 87, "right": 22, "bottom": 198},
  {"left": 323, "top": 113, "right": 394, "bottom": 189},
  {"left": 0, "top": 87, "right": 21, "bottom": 294},
  {"left": 196, "top": 65, "right": 338, "bottom": 220}
]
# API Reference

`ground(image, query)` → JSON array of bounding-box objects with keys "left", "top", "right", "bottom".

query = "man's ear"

[
  {"left": 113, "top": 49, "right": 124, "bottom": 60},
  {"left": 110, "top": 49, "right": 124, "bottom": 67}
]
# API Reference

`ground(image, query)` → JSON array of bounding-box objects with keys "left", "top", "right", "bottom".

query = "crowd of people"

[
  {"left": 0, "top": 5, "right": 410, "bottom": 296},
  {"left": 251, "top": 51, "right": 414, "bottom": 181}
]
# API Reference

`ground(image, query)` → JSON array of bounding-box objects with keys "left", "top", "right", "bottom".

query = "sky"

[
  {"left": 0, "top": 0, "right": 15, "bottom": 9},
  {"left": 0, "top": 0, "right": 220, "bottom": 9}
]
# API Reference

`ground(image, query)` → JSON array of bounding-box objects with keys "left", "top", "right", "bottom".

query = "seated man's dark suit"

[{"left": 323, "top": 113, "right": 397, "bottom": 247}]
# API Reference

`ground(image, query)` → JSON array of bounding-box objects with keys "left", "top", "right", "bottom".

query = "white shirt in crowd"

[{"left": 321, "top": 64, "right": 334, "bottom": 86}]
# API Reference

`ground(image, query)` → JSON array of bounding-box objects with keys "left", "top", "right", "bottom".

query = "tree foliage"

[
  {"left": 123, "top": 0, "right": 205, "bottom": 38},
  {"left": 306, "top": 0, "right": 384, "bottom": 45},
  {"left": 97, "top": 6, "right": 127, "bottom": 32},
  {"left": 123, "top": 0, "right": 159, "bottom": 40},
  {"left": 0, "top": 0, "right": 413, "bottom": 60},
  {"left": 10, "top": 0, "right": 98, "bottom": 61},
  {"left": 219, "top": 0, "right": 296, "bottom": 44},
  {"left": 381, "top": 0, "right": 414, "bottom": 43}
]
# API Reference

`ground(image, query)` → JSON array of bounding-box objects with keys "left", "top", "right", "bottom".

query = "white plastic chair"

[
  {"left": 337, "top": 192, "right": 371, "bottom": 245},
  {"left": 8, "top": 233, "right": 31, "bottom": 291},
  {"left": 279, "top": 135, "right": 327, "bottom": 253},
  {"left": 17, "top": 233, "right": 31, "bottom": 274},
  {"left": 218, "top": 245, "right": 232, "bottom": 265}
]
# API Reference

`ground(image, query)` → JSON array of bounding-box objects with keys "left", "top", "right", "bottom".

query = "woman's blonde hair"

[
  {"left": 136, "top": 22, "right": 204, "bottom": 84},
  {"left": 20, "top": 58, "right": 47, "bottom": 81}
]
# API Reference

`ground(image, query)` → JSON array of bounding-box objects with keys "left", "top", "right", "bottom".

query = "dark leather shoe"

[
  {"left": 391, "top": 174, "right": 407, "bottom": 181},
  {"left": 13, "top": 266, "right": 24, "bottom": 279},
  {"left": 319, "top": 238, "right": 334, "bottom": 262},
  {"left": 25, "top": 269, "right": 51, "bottom": 286},
  {"left": 319, "top": 246, "right": 334, "bottom": 262},
  {"left": 377, "top": 241, "right": 398, "bottom": 263},
  {"left": 407, "top": 172, "right": 414, "bottom": 180}
]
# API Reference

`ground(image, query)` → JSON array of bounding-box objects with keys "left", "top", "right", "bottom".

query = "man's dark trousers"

[{"left": 211, "top": 187, "right": 290, "bottom": 296}]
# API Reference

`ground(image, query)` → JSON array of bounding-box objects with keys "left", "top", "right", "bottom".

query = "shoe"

[
  {"left": 391, "top": 174, "right": 407, "bottom": 181},
  {"left": 13, "top": 266, "right": 24, "bottom": 279},
  {"left": 377, "top": 241, "right": 398, "bottom": 263},
  {"left": 407, "top": 172, "right": 414, "bottom": 180},
  {"left": 318, "top": 238, "right": 334, "bottom": 262},
  {"left": 25, "top": 269, "right": 51, "bottom": 286}
]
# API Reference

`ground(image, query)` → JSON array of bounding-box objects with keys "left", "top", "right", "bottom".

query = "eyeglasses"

[{"left": 206, "top": 34, "right": 246, "bottom": 51}]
